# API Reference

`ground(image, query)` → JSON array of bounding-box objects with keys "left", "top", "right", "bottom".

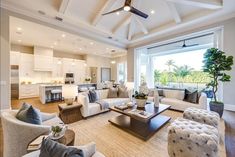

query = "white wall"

[
  {"left": 127, "top": 17, "right": 235, "bottom": 109},
  {"left": 111, "top": 55, "right": 127, "bottom": 81},
  {"left": 85, "top": 54, "right": 111, "bottom": 83}
]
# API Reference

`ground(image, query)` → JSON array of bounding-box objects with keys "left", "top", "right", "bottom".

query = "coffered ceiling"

[{"left": 1, "top": 0, "right": 235, "bottom": 49}]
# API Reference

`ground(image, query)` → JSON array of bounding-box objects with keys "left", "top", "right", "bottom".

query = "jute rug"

[{"left": 68, "top": 110, "right": 226, "bottom": 157}]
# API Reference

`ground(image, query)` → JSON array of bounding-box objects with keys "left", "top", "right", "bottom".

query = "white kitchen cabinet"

[
  {"left": 62, "top": 58, "right": 86, "bottom": 83},
  {"left": 19, "top": 84, "right": 39, "bottom": 99},
  {"left": 19, "top": 53, "right": 34, "bottom": 78},
  {"left": 10, "top": 51, "right": 21, "bottom": 65},
  {"left": 34, "top": 46, "right": 53, "bottom": 71},
  {"left": 52, "top": 58, "right": 63, "bottom": 77}
]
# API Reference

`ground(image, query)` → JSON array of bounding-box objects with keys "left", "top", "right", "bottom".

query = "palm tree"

[
  {"left": 154, "top": 69, "right": 161, "bottom": 84},
  {"left": 165, "top": 60, "right": 175, "bottom": 85},
  {"left": 173, "top": 65, "right": 194, "bottom": 88},
  {"left": 165, "top": 60, "right": 175, "bottom": 72}
]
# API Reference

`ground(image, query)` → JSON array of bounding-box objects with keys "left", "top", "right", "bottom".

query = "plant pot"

[
  {"left": 135, "top": 99, "right": 147, "bottom": 108},
  {"left": 209, "top": 101, "right": 224, "bottom": 118}
]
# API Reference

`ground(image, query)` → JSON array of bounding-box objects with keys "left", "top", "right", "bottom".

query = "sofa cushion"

[
  {"left": 118, "top": 87, "right": 129, "bottom": 98},
  {"left": 184, "top": 89, "right": 198, "bottom": 104},
  {"left": 102, "top": 98, "right": 129, "bottom": 107},
  {"left": 39, "top": 138, "right": 84, "bottom": 157},
  {"left": 163, "top": 89, "right": 184, "bottom": 100},
  {"left": 107, "top": 87, "right": 118, "bottom": 98},
  {"left": 16, "top": 105, "right": 42, "bottom": 125}
]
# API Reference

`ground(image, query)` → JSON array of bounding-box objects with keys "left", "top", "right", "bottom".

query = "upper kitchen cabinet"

[
  {"left": 34, "top": 46, "right": 53, "bottom": 71},
  {"left": 10, "top": 51, "right": 21, "bottom": 65},
  {"left": 19, "top": 53, "right": 34, "bottom": 78},
  {"left": 62, "top": 58, "right": 86, "bottom": 83},
  {"left": 52, "top": 57, "right": 63, "bottom": 77}
]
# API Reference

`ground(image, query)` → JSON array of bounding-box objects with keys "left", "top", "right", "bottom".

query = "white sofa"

[
  {"left": 77, "top": 89, "right": 132, "bottom": 117},
  {"left": 1, "top": 110, "right": 63, "bottom": 157},
  {"left": 23, "top": 142, "right": 105, "bottom": 157},
  {"left": 148, "top": 89, "right": 207, "bottom": 111}
]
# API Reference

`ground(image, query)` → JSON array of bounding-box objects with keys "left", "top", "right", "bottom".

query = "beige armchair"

[{"left": 1, "top": 110, "right": 62, "bottom": 157}]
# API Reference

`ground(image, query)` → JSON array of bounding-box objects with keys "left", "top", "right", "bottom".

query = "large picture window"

[{"left": 134, "top": 31, "right": 223, "bottom": 93}]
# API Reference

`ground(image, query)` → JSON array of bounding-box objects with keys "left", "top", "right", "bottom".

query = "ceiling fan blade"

[
  {"left": 130, "top": 7, "right": 148, "bottom": 19},
  {"left": 102, "top": 7, "right": 124, "bottom": 16}
]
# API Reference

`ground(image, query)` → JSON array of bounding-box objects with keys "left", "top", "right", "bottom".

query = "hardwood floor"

[{"left": 0, "top": 98, "right": 234, "bottom": 157}]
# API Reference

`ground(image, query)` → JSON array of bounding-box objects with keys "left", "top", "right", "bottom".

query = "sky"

[{"left": 153, "top": 49, "right": 206, "bottom": 72}]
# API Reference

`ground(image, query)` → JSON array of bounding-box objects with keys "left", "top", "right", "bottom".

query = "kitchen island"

[{"left": 39, "top": 84, "right": 63, "bottom": 104}]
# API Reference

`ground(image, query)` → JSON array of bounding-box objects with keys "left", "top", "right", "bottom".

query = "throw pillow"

[
  {"left": 107, "top": 87, "right": 118, "bottom": 98},
  {"left": 40, "top": 138, "right": 84, "bottom": 157},
  {"left": 16, "top": 102, "right": 30, "bottom": 118},
  {"left": 88, "top": 90, "right": 98, "bottom": 103},
  {"left": 16, "top": 105, "right": 42, "bottom": 125},
  {"left": 184, "top": 89, "right": 198, "bottom": 104},
  {"left": 118, "top": 87, "right": 129, "bottom": 98}
]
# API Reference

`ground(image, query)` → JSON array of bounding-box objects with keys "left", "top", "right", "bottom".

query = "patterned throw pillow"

[
  {"left": 118, "top": 87, "right": 129, "bottom": 98},
  {"left": 107, "top": 87, "right": 118, "bottom": 98}
]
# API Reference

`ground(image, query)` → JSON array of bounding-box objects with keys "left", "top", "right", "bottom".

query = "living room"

[{"left": 1, "top": 0, "right": 235, "bottom": 157}]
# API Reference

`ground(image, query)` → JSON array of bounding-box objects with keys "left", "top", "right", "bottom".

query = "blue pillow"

[
  {"left": 39, "top": 138, "right": 84, "bottom": 157},
  {"left": 16, "top": 104, "right": 42, "bottom": 125}
]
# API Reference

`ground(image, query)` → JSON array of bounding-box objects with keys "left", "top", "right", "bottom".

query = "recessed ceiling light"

[
  {"left": 17, "top": 27, "right": 22, "bottom": 31},
  {"left": 90, "top": 42, "right": 94, "bottom": 45},
  {"left": 79, "top": 48, "right": 82, "bottom": 51},
  {"left": 106, "top": 48, "right": 109, "bottom": 50},
  {"left": 150, "top": 10, "right": 155, "bottom": 14},
  {"left": 54, "top": 42, "right": 57, "bottom": 45},
  {"left": 17, "top": 39, "right": 22, "bottom": 43},
  {"left": 111, "top": 61, "right": 116, "bottom": 64},
  {"left": 84, "top": 63, "right": 87, "bottom": 67},
  {"left": 62, "top": 34, "right": 66, "bottom": 38},
  {"left": 116, "top": 12, "right": 120, "bottom": 15}
]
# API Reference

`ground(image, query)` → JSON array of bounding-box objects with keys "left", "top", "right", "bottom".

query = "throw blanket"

[{"left": 95, "top": 100, "right": 109, "bottom": 110}]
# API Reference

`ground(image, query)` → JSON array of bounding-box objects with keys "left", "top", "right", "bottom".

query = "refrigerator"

[{"left": 11, "top": 65, "right": 19, "bottom": 99}]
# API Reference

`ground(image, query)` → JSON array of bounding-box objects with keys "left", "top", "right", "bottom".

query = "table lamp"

[{"left": 62, "top": 85, "right": 78, "bottom": 105}]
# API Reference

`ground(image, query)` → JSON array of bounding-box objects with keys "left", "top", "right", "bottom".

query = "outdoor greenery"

[
  {"left": 141, "top": 56, "right": 212, "bottom": 88},
  {"left": 203, "top": 48, "right": 233, "bottom": 102}
]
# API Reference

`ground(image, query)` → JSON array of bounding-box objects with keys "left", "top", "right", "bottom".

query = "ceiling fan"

[
  {"left": 102, "top": 0, "right": 148, "bottom": 19},
  {"left": 178, "top": 40, "right": 199, "bottom": 48}
]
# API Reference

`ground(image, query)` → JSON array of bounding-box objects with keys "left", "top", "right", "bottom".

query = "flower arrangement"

[{"left": 133, "top": 91, "right": 148, "bottom": 99}]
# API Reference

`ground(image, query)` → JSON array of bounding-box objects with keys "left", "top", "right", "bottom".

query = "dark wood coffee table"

[{"left": 109, "top": 103, "right": 171, "bottom": 140}]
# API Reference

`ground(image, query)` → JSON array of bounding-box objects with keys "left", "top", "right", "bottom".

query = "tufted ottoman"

[
  {"left": 168, "top": 118, "right": 220, "bottom": 157},
  {"left": 183, "top": 107, "right": 220, "bottom": 128}
]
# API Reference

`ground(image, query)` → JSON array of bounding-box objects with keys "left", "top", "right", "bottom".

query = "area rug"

[{"left": 68, "top": 110, "right": 226, "bottom": 157}]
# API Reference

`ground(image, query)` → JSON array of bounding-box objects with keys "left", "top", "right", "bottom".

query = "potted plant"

[
  {"left": 133, "top": 91, "right": 148, "bottom": 108},
  {"left": 50, "top": 125, "right": 66, "bottom": 139},
  {"left": 203, "top": 48, "right": 233, "bottom": 117}
]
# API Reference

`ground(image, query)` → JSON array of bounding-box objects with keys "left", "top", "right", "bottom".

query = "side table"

[{"left": 58, "top": 103, "right": 83, "bottom": 124}]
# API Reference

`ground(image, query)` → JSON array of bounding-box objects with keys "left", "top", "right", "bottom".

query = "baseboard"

[{"left": 224, "top": 104, "right": 235, "bottom": 112}]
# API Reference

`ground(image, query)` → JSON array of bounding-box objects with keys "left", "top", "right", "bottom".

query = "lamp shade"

[
  {"left": 62, "top": 85, "right": 78, "bottom": 99},
  {"left": 126, "top": 82, "right": 134, "bottom": 90}
]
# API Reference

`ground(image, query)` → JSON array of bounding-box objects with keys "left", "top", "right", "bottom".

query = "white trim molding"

[{"left": 224, "top": 104, "right": 235, "bottom": 112}]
